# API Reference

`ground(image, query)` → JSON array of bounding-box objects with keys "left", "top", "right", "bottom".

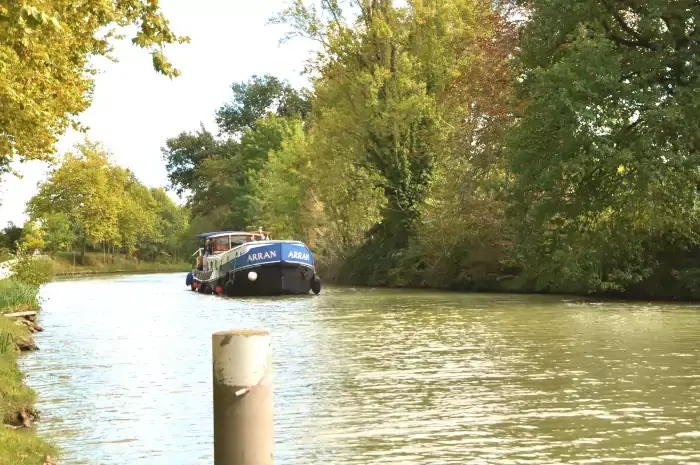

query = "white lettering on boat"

[
  {"left": 287, "top": 250, "right": 310, "bottom": 261},
  {"left": 246, "top": 250, "right": 277, "bottom": 262}
]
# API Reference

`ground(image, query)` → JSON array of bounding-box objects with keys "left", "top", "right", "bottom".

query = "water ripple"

[{"left": 16, "top": 275, "right": 700, "bottom": 464}]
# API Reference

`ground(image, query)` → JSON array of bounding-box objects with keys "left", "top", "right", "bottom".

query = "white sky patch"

[{"left": 0, "top": 0, "right": 317, "bottom": 227}]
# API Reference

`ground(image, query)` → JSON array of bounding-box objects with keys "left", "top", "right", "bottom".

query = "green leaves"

[
  {"left": 507, "top": 0, "right": 700, "bottom": 293},
  {"left": 270, "top": 0, "right": 514, "bottom": 284},
  {"left": 27, "top": 141, "right": 188, "bottom": 261},
  {"left": 0, "top": 0, "right": 188, "bottom": 173},
  {"left": 161, "top": 125, "right": 232, "bottom": 197},
  {"left": 215, "top": 75, "right": 311, "bottom": 137}
]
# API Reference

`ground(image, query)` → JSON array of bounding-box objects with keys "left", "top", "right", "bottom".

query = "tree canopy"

[
  {"left": 161, "top": 75, "right": 312, "bottom": 231},
  {"left": 157, "top": 0, "right": 700, "bottom": 299},
  {"left": 507, "top": 0, "right": 700, "bottom": 294},
  {"left": 27, "top": 141, "right": 188, "bottom": 263},
  {"left": 216, "top": 74, "right": 312, "bottom": 137},
  {"left": 0, "top": 0, "right": 189, "bottom": 173}
]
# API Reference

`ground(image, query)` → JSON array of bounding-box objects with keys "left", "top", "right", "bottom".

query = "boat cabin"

[{"left": 194, "top": 230, "right": 270, "bottom": 256}]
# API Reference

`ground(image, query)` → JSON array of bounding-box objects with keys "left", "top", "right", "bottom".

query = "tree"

[
  {"left": 506, "top": 0, "right": 700, "bottom": 293},
  {"left": 148, "top": 188, "right": 189, "bottom": 262},
  {"left": 161, "top": 125, "right": 238, "bottom": 197},
  {"left": 116, "top": 168, "right": 159, "bottom": 258},
  {"left": 396, "top": 3, "right": 518, "bottom": 289},
  {"left": 273, "top": 0, "right": 510, "bottom": 283},
  {"left": 163, "top": 77, "right": 311, "bottom": 232},
  {"left": 0, "top": 0, "right": 189, "bottom": 173},
  {"left": 256, "top": 119, "right": 313, "bottom": 241},
  {"left": 215, "top": 74, "right": 311, "bottom": 137},
  {"left": 26, "top": 141, "right": 124, "bottom": 264},
  {"left": 0, "top": 223, "right": 23, "bottom": 252},
  {"left": 188, "top": 155, "right": 249, "bottom": 230},
  {"left": 40, "top": 213, "right": 75, "bottom": 255},
  {"left": 27, "top": 140, "right": 190, "bottom": 264},
  {"left": 20, "top": 221, "right": 45, "bottom": 254}
]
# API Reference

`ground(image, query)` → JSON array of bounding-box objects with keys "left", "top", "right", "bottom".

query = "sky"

[{"left": 0, "top": 0, "right": 316, "bottom": 228}]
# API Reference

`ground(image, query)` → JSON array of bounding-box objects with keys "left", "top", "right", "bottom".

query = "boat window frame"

[
  {"left": 227, "top": 234, "right": 250, "bottom": 247},
  {"left": 211, "top": 236, "right": 231, "bottom": 253}
]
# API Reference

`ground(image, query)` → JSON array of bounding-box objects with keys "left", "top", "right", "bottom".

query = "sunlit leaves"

[
  {"left": 161, "top": 125, "right": 236, "bottom": 198},
  {"left": 26, "top": 141, "right": 187, "bottom": 260},
  {"left": 271, "top": 0, "right": 515, "bottom": 284},
  {"left": 0, "top": 0, "right": 189, "bottom": 172}
]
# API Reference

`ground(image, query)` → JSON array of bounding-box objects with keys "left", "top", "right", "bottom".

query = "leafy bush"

[
  {"left": 9, "top": 255, "right": 53, "bottom": 288},
  {"left": 0, "top": 248, "right": 12, "bottom": 263}
]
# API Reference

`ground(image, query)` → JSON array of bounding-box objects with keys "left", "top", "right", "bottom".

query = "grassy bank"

[
  {"left": 0, "top": 277, "right": 57, "bottom": 465},
  {"left": 0, "top": 280, "right": 39, "bottom": 313},
  {"left": 50, "top": 252, "right": 190, "bottom": 277}
]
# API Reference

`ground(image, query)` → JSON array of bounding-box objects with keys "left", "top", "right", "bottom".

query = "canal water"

[{"left": 19, "top": 273, "right": 700, "bottom": 464}]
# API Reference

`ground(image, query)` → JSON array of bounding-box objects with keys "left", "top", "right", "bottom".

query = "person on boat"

[
  {"left": 196, "top": 254, "right": 203, "bottom": 271},
  {"left": 204, "top": 238, "right": 212, "bottom": 256}
]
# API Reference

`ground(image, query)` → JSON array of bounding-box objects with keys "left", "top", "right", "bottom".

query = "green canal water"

[{"left": 19, "top": 273, "right": 700, "bottom": 464}]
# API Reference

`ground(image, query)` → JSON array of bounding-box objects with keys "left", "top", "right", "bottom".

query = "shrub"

[
  {"left": 9, "top": 255, "right": 53, "bottom": 288},
  {"left": 0, "top": 248, "right": 12, "bottom": 263}
]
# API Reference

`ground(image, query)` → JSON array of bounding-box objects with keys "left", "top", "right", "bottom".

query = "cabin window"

[{"left": 212, "top": 237, "right": 229, "bottom": 253}]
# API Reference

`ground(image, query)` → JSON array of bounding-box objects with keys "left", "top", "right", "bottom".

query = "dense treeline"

[
  {"left": 21, "top": 142, "right": 189, "bottom": 265},
  {"left": 163, "top": 0, "right": 700, "bottom": 299},
  {"left": 507, "top": 0, "right": 700, "bottom": 299}
]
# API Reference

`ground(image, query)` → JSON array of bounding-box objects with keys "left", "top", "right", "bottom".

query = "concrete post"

[{"left": 212, "top": 329, "right": 273, "bottom": 465}]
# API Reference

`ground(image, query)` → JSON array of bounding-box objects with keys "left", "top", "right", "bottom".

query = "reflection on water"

[{"left": 18, "top": 274, "right": 700, "bottom": 464}]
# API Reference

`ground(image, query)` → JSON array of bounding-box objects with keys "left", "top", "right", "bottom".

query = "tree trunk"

[{"left": 81, "top": 243, "right": 86, "bottom": 266}]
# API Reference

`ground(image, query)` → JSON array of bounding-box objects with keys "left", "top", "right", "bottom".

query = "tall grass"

[
  {"left": 0, "top": 332, "right": 11, "bottom": 356},
  {"left": 0, "top": 257, "right": 58, "bottom": 463},
  {"left": 0, "top": 279, "right": 38, "bottom": 314},
  {"left": 0, "top": 320, "right": 58, "bottom": 463}
]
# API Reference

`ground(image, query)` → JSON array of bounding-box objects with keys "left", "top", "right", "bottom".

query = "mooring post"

[{"left": 212, "top": 329, "right": 273, "bottom": 465}]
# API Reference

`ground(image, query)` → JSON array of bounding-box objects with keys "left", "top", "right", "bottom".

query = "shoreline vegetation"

[
  {"left": 49, "top": 252, "right": 190, "bottom": 278},
  {"left": 5, "top": 0, "right": 699, "bottom": 307},
  {"left": 0, "top": 257, "right": 57, "bottom": 465},
  {"left": 156, "top": 0, "right": 700, "bottom": 303}
]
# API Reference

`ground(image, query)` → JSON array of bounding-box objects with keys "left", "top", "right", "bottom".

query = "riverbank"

[
  {"left": 53, "top": 263, "right": 190, "bottom": 278},
  {"left": 49, "top": 252, "right": 190, "bottom": 278},
  {"left": 319, "top": 258, "right": 700, "bottom": 303},
  {"left": 0, "top": 277, "right": 57, "bottom": 465},
  {"left": 0, "top": 254, "right": 188, "bottom": 465}
]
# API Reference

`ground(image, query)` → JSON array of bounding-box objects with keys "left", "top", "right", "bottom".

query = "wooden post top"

[{"left": 212, "top": 329, "right": 269, "bottom": 337}]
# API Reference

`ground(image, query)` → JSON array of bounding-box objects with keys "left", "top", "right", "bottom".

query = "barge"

[{"left": 185, "top": 231, "right": 322, "bottom": 296}]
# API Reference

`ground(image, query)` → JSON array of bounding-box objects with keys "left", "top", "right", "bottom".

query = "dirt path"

[{"left": 0, "top": 259, "right": 15, "bottom": 280}]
